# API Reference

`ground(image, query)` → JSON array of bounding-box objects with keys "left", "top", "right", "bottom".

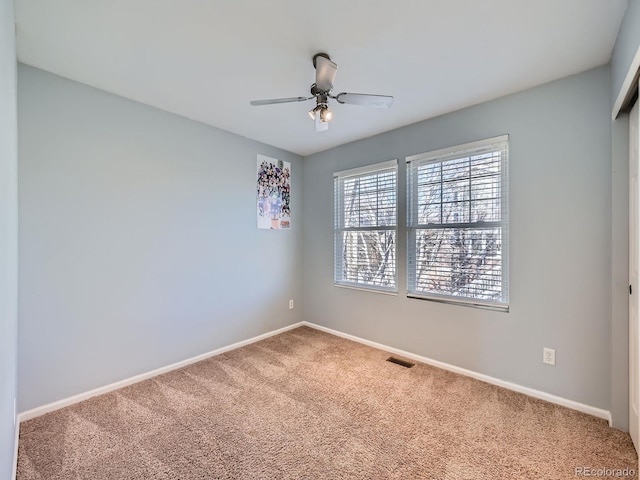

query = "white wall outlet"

[
  {"left": 543, "top": 347, "right": 556, "bottom": 366},
  {"left": 289, "top": 299, "right": 294, "bottom": 309}
]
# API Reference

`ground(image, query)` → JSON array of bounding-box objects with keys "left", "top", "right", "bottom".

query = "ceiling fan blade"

[
  {"left": 250, "top": 96, "right": 313, "bottom": 106},
  {"left": 334, "top": 93, "right": 394, "bottom": 108},
  {"left": 315, "top": 55, "right": 338, "bottom": 92}
]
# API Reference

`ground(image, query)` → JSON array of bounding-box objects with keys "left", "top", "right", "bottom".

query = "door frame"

[{"left": 614, "top": 44, "right": 640, "bottom": 437}]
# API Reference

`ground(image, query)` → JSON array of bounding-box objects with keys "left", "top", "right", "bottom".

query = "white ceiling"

[{"left": 15, "top": 0, "right": 628, "bottom": 156}]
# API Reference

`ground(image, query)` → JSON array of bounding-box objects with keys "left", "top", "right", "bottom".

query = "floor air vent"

[{"left": 386, "top": 357, "right": 415, "bottom": 368}]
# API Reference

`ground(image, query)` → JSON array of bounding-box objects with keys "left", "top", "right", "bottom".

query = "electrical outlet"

[
  {"left": 543, "top": 347, "right": 556, "bottom": 366},
  {"left": 289, "top": 299, "right": 294, "bottom": 310}
]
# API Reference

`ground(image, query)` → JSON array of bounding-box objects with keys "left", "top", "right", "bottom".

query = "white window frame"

[
  {"left": 334, "top": 159, "right": 398, "bottom": 293},
  {"left": 406, "top": 136, "right": 509, "bottom": 311}
]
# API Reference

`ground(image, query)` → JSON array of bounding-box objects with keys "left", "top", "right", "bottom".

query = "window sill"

[
  {"left": 334, "top": 283, "right": 398, "bottom": 296},
  {"left": 407, "top": 293, "right": 509, "bottom": 312}
]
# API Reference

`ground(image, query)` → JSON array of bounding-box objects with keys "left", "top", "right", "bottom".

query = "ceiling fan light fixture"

[
  {"left": 310, "top": 105, "right": 323, "bottom": 120},
  {"left": 320, "top": 107, "right": 333, "bottom": 122},
  {"left": 309, "top": 104, "right": 332, "bottom": 122}
]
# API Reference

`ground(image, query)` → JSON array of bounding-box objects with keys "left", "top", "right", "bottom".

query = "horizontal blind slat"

[
  {"left": 407, "top": 138, "right": 508, "bottom": 306},
  {"left": 335, "top": 161, "right": 398, "bottom": 291}
]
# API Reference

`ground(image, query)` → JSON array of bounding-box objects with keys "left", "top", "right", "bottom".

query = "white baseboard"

[
  {"left": 17, "top": 319, "right": 612, "bottom": 429},
  {"left": 18, "top": 322, "right": 304, "bottom": 423},
  {"left": 12, "top": 418, "right": 19, "bottom": 480},
  {"left": 302, "top": 321, "right": 612, "bottom": 425}
]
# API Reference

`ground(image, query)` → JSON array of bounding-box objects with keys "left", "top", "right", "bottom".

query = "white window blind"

[
  {"left": 407, "top": 136, "right": 509, "bottom": 310},
  {"left": 334, "top": 159, "right": 398, "bottom": 292}
]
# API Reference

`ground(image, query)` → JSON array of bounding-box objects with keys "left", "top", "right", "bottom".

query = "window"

[
  {"left": 407, "top": 136, "right": 509, "bottom": 310},
  {"left": 334, "top": 160, "right": 398, "bottom": 292}
]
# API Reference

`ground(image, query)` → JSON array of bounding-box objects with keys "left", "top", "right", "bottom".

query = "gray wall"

[
  {"left": 18, "top": 65, "right": 303, "bottom": 412},
  {"left": 302, "top": 66, "right": 613, "bottom": 412},
  {"left": 0, "top": 0, "right": 18, "bottom": 476}
]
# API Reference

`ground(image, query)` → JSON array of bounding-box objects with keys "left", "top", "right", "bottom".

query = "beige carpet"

[{"left": 17, "top": 326, "right": 637, "bottom": 479}]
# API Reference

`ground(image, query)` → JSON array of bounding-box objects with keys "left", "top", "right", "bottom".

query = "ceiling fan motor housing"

[{"left": 311, "top": 84, "right": 330, "bottom": 96}]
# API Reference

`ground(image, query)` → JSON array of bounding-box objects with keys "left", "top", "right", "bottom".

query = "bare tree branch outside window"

[
  {"left": 334, "top": 162, "right": 397, "bottom": 291},
  {"left": 407, "top": 138, "right": 508, "bottom": 308}
]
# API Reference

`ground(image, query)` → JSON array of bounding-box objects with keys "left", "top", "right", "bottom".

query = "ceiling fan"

[{"left": 250, "top": 53, "right": 394, "bottom": 132}]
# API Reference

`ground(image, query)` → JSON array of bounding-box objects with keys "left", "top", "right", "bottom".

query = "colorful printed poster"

[{"left": 257, "top": 155, "right": 291, "bottom": 229}]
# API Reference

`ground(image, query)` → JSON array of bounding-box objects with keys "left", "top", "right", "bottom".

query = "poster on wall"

[{"left": 257, "top": 154, "right": 291, "bottom": 229}]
